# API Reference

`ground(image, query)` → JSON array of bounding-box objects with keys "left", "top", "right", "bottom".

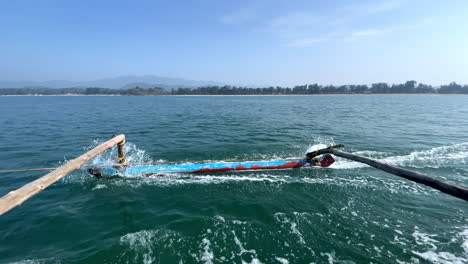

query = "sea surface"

[{"left": 0, "top": 95, "right": 467, "bottom": 264}]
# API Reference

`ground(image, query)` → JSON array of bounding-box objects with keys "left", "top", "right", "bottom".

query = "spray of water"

[
  {"left": 86, "top": 139, "right": 155, "bottom": 166},
  {"left": 330, "top": 142, "right": 468, "bottom": 169}
]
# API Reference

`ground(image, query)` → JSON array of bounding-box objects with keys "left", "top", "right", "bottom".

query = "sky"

[{"left": 1, "top": 0, "right": 468, "bottom": 87}]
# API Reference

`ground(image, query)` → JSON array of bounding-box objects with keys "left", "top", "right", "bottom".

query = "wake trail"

[{"left": 80, "top": 141, "right": 468, "bottom": 181}]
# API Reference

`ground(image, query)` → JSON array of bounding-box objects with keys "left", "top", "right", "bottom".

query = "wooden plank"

[{"left": 0, "top": 134, "right": 126, "bottom": 215}]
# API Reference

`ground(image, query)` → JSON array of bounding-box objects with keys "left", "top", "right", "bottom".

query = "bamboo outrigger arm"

[
  {"left": 0, "top": 134, "right": 126, "bottom": 216},
  {"left": 307, "top": 148, "right": 468, "bottom": 202}
]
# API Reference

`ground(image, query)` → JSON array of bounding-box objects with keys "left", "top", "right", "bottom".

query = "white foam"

[
  {"left": 231, "top": 230, "right": 263, "bottom": 263},
  {"left": 215, "top": 215, "right": 225, "bottom": 223},
  {"left": 320, "top": 252, "right": 338, "bottom": 264},
  {"left": 330, "top": 142, "right": 468, "bottom": 170},
  {"left": 233, "top": 220, "right": 247, "bottom": 225},
  {"left": 242, "top": 259, "right": 263, "bottom": 264},
  {"left": 273, "top": 212, "right": 315, "bottom": 255},
  {"left": 412, "top": 250, "right": 466, "bottom": 264},
  {"left": 290, "top": 222, "right": 306, "bottom": 245},
  {"left": 306, "top": 143, "right": 329, "bottom": 153},
  {"left": 92, "top": 184, "right": 106, "bottom": 190},
  {"left": 381, "top": 142, "right": 468, "bottom": 168},
  {"left": 460, "top": 228, "right": 468, "bottom": 253},
  {"left": 132, "top": 171, "right": 298, "bottom": 187},
  {"left": 120, "top": 230, "right": 156, "bottom": 264},
  {"left": 200, "top": 238, "right": 214, "bottom": 264},
  {"left": 275, "top": 257, "right": 289, "bottom": 264},
  {"left": 410, "top": 226, "right": 468, "bottom": 264},
  {"left": 412, "top": 230, "right": 439, "bottom": 250},
  {"left": 232, "top": 231, "right": 256, "bottom": 255}
]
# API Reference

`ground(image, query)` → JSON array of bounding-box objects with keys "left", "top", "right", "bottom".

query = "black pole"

[{"left": 307, "top": 147, "right": 468, "bottom": 202}]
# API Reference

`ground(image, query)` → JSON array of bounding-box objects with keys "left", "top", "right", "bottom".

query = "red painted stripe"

[{"left": 191, "top": 161, "right": 307, "bottom": 174}]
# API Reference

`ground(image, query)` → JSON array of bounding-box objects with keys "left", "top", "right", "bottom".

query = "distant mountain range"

[{"left": 0, "top": 75, "right": 225, "bottom": 90}]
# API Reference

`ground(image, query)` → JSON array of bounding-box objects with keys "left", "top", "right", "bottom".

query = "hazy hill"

[{"left": 0, "top": 75, "right": 224, "bottom": 90}]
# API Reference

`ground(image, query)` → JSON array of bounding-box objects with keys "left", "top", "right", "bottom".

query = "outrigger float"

[
  {"left": 0, "top": 134, "right": 467, "bottom": 216},
  {"left": 87, "top": 147, "right": 339, "bottom": 178}
]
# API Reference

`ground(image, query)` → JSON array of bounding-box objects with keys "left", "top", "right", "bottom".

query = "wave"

[{"left": 115, "top": 215, "right": 468, "bottom": 264}]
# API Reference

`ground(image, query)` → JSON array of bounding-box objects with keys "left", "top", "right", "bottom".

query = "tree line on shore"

[{"left": 1, "top": 81, "right": 467, "bottom": 95}]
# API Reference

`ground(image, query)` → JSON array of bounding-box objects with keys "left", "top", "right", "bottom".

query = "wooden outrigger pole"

[
  {"left": 0, "top": 134, "right": 126, "bottom": 216},
  {"left": 307, "top": 147, "right": 468, "bottom": 201}
]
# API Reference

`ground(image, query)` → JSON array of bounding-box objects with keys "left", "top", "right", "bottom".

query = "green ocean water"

[{"left": 0, "top": 95, "right": 467, "bottom": 264}]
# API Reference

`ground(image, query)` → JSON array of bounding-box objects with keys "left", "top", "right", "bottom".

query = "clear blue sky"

[{"left": 1, "top": 0, "right": 467, "bottom": 86}]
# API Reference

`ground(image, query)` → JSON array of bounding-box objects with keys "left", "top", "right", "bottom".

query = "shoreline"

[
  {"left": 1, "top": 94, "right": 467, "bottom": 97},
  {"left": 166, "top": 94, "right": 468, "bottom": 96}
]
